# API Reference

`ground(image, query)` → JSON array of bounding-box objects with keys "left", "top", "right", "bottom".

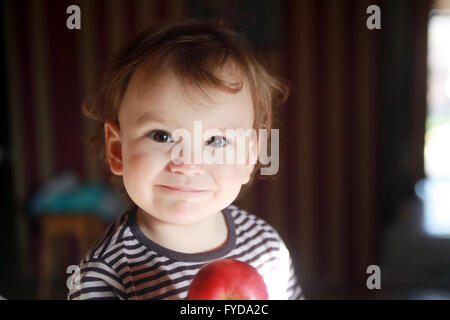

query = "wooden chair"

[{"left": 37, "top": 214, "right": 107, "bottom": 299}]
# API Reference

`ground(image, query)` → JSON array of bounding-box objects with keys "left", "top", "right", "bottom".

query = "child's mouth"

[{"left": 156, "top": 185, "right": 209, "bottom": 193}]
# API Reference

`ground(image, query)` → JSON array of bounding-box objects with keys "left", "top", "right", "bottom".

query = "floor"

[
  {"left": 378, "top": 192, "right": 450, "bottom": 300},
  {"left": 304, "top": 190, "right": 450, "bottom": 300}
]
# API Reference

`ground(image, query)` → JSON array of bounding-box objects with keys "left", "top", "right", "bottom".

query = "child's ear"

[
  {"left": 104, "top": 121, "right": 123, "bottom": 176},
  {"left": 243, "top": 133, "right": 258, "bottom": 184},
  {"left": 243, "top": 164, "right": 255, "bottom": 185}
]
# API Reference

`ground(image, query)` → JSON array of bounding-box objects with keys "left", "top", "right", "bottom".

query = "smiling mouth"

[{"left": 156, "top": 185, "right": 209, "bottom": 193}]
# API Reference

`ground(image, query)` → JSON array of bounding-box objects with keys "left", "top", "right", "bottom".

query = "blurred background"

[{"left": 1, "top": 0, "right": 450, "bottom": 299}]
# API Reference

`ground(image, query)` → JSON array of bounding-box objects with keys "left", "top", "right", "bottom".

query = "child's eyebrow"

[{"left": 136, "top": 111, "right": 165, "bottom": 126}]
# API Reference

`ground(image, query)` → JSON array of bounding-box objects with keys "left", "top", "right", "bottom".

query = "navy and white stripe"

[{"left": 68, "top": 205, "right": 304, "bottom": 300}]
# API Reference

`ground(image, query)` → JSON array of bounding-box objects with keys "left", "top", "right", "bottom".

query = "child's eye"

[
  {"left": 205, "top": 136, "right": 228, "bottom": 148},
  {"left": 148, "top": 130, "right": 173, "bottom": 143}
]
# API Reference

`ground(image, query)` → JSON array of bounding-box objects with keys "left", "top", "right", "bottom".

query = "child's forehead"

[
  {"left": 120, "top": 64, "right": 254, "bottom": 128},
  {"left": 128, "top": 63, "right": 250, "bottom": 107}
]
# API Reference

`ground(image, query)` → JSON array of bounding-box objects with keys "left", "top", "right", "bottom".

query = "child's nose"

[{"left": 167, "top": 161, "right": 205, "bottom": 175}]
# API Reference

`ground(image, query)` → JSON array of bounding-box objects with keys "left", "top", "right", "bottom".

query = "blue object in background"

[{"left": 28, "top": 171, "right": 131, "bottom": 222}]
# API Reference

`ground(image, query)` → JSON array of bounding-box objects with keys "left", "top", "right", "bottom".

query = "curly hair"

[{"left": 81, "top": 19, "right": 289, "bottom": 205}]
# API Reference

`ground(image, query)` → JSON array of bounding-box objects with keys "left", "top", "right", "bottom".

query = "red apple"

[{"left": 187, "top": 258, "right": 269, "bottom": 300}]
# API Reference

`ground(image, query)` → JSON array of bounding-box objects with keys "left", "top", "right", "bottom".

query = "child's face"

[{"left": 105, "top": 67, "right": 255, "bottom": 224}]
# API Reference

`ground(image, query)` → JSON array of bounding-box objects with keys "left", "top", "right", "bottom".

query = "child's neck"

[{"left": 136, "top": 208, "right": 228, "bottom": 254}]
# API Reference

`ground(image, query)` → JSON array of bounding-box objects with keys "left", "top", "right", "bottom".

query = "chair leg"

[{"left": 37, "top": 220, "right": 52, "bottom": 299}]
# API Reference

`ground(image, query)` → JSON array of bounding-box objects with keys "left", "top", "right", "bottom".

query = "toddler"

[{"left": 68, "top": 19, "right": 303, "bottom": 300}]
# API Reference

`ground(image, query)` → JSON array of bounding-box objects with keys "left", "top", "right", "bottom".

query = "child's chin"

[{"left": 161, "top": 202, "right": 214, "bottom": 224}]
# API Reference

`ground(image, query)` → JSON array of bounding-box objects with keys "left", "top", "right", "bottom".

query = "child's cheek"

[
  {"left": 123, "top": 151, "right": 166, "bottom": 181},
  {"left": 209, "top": 163, "right": 250, "bottom": 187}
]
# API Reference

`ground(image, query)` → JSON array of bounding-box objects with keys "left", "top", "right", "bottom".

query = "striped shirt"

[{"left": 67, "top": 205, "right": 304, "bottom": 300}]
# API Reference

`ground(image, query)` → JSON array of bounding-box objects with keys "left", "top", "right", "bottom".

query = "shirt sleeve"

[
  {"left": 286, "top": 253, "right": 304, "bottom": 300},
  {"left": 67, "top": 258, "right": 126, "bottom": 300},
  {"left": 261, "top": 231, "right": 305, "bottom": 300}
]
